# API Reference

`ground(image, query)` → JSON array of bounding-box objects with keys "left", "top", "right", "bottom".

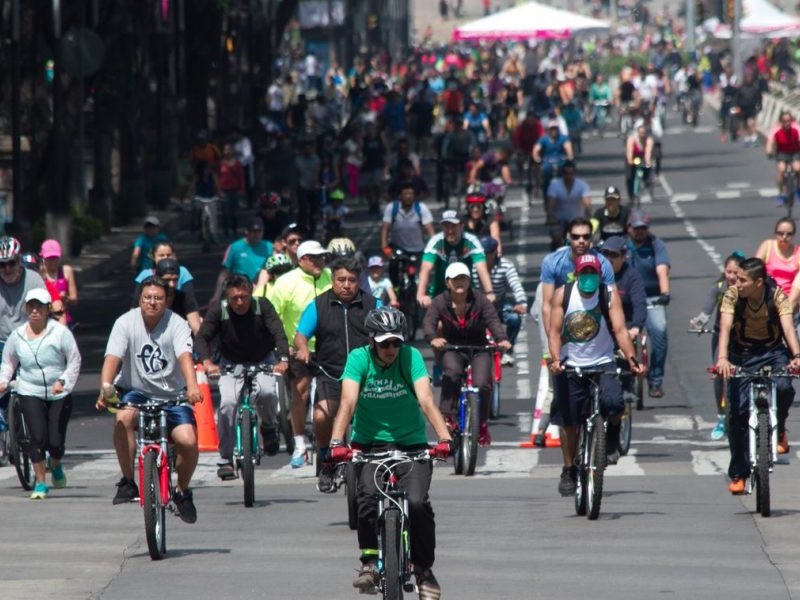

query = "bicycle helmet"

[
  {"left": 0, "top": 236, "right": 21, "bottom": 262},
  {"left": 466, "top": 192, "right": 486, "bottom": 204},
  {"left": 259, "top": 191, "right": 281, "bottom": 208},
  {"left": 480, "top": 236, "right": 498, "bottom": 254},
  {"left": 265, "top": 253, "right": 294, "bottom": 275},
  {"left": 20, "top": 252, "right": 39, "bottom": 270},
  {"left": 364, "top": 307, "right": 407, "bottom": 342},
  {"left": 327, "top": 237, "right": 356, "bottom": 256},
  {"left": 329, "top": 188, "right": 346, "bottom": 202}
]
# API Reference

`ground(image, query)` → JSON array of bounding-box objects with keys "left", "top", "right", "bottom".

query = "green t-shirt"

[
  {"left": 422, "top": 231, "right": 486, "bottom": 296},
  {"left": 342, "top": 345, "right": 429, "bottom": 446}
]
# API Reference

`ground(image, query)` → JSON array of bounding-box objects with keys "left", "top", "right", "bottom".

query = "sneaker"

[
  {"left": 711, "top": 415, "right": 726, "bottom": 441},
  {"left": 352, "top": 561, "right": 380, "bottom": 594},
  {"left": 729, "top": 477, "right": 747, "bottom": 495},
  {"left": 216, "top": 462, "right": 236, "bottom": 480},
  {"left": 261, "top": 425, "right": 280, "bottom": 457},
  {"left": 533, "top": 432, "right": 546, "bottom": 448},
  {"left": 500, "top": 353, "right": 515, "bottom": 366},
  {"left": 173, "top": 487, "right": 197, "bottom": 524},
  {"left": 778, "top": 431, "right": 790, "bottom": 455},
  {"left": 290, "top": 446, "right": 308, "bottom": 469},
  {"left": 648, "top": 386, "right": 664, "bottom": 398},
  {"left": 316, "top": 462, "right": 337, "bottom": 494},
  {"left": 558, "top": 466, "right": 577, "bottom": 496},
  {"left": 30, "top": 482, "right": 49, "bottom": 499},
  {"left": 50, "top": 463, "right": 67, "bottom": 488},
  {"left": 432, "top": 364, "right": 442, "bottom": 387},
  {"left": 415, "top": 568, "right": 442, "bottom": 600},
  {"left": 112, "top": 476, "right": 139, "bottom": 505},
  {"left": 478, "top": 421, "right": 492, "bottom": 447},
  {"left": 777, "top": 194, "right": 787, "bottom": 206}
]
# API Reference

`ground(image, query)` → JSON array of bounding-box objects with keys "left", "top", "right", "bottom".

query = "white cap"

[
  {"left": 25, "top": 288, "right": 52, "bottom": 305},
  {"left": 374, "top": 331, "right": 405, "bottom": 343},
  {"left": 445, "top": 262, "right": 470, "bottom": 280},
  {"left": 367, "top": 256, "right": 384, "bottom": 268},
  {"left": 296, "top": 240, "right": 327, "bottom": 259},
  {"left": 144, "top": 215, "right": 160, "bottom": 227},
  {"left": 440, "top": 210, "right": 461, "bottom": 224}
]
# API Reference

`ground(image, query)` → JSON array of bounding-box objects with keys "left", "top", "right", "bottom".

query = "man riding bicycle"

[
  {"left": 547, "top": 254, "right": 644, "bottom": 496},
  {"left": 532, "top": 119, "right": 574, "bottom": 203},
  {"left": 715, "top": 257, "right": 800, "bottom": 494},
  {"left": 330, "top": 307, "right": 451, "bottom": 599},
  {"left": 380, "top": 180, "right": 435, "bottom": 286},
  {"left": 765, "top": 110, "right": 800, "bottom": 206}
]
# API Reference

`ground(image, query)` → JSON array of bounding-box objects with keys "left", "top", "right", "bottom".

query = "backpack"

[
  {"left": 731, "top": 276, "right": 785, "bottom": 351},
  {"left": 561, "top": 281, "right": 615, "bottom": 344},
  {"left": 391, "top": 200, "right": 423, "bottom": 225}
]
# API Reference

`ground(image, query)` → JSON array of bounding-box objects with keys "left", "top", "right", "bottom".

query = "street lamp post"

[{"left": 10, "top": 0, "right": 21, "bottom": 231}]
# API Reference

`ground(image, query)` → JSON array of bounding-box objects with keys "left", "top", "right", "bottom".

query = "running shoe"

[
  {"left": 173, "top": 487, "right": 197, "bottom": 524},
  {"left": 50, "top": 463, "right": 67, "bottom": 488},
  {"left": 290, "top": 446, "right": 307, "bottom": 468},
  {"left": 478, "top": 421, "right": 492, "bottom": 447},
  {"left": 415, "top": 568, "right": 442, "bottom": 600},
  {"left": 728, "top": 477, "right": 746, "bottom": 495},
  {"left": 558, "top": 466, "right": 577, "bottom": 496},
  {"left": 30, "top": 482, "right": 49, "bottom": 500},
  {"left": 112, "top": 477, "right": 139, "bottom": 505},
  {"left": 500, "top": 353, "right": 515, "bottom": 366},
  {"left": 533, "top": 432, "right": 546, "bottom": 448},
  {"left": 711, "top": 415, "right": 726, "bottom": 441},
  {"left": 316, "top": 462, "right": 337, "bottom": 494},
  {"left": 352, "top": 561, "right": 379, "bottom": 593}
]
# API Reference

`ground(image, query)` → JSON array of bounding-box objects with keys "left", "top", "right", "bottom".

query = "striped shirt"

[{"left": 472, "top": 257, "right": 527, "bottom": 305}]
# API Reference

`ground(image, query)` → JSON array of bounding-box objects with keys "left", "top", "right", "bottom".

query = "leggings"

[
  {"left": 18, "top": 394, "right": 72, "bottom": 463},
  {"left": 440, "top": 350, "right": 493, "bottom": 422}
]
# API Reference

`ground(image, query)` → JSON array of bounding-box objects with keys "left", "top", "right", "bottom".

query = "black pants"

[
  {"left": 18, "top": 394, "right": 72, "bottom": 463},
  {"left": 441, "top": 350, "right": 493, "bottom": 422},
  {"left": 356, "top": 456, "right": 436, "bottom": 570},
  {"left": 296, "top": 187, "right": 318, "bottom": 237}
]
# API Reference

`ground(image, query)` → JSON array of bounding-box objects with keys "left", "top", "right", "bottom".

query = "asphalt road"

[{"left": 4, "top": 107, "right": 800, "bottom": 599}]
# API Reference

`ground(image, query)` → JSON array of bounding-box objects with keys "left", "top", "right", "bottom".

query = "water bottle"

[{"left": 103, "top": 383, "right": 120, "bottom": 414}]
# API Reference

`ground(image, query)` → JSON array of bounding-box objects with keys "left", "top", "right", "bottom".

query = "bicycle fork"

[
  {"left": 747, "top": 383, "right": 778, "bottom": 494},
  {"left": 138, "top": 411, "right": 171, "bottom": 507},
  {"left": 235, "top": 404, "right": 260, "bottom": 466}
]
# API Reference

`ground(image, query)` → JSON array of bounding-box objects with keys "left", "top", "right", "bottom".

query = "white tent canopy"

[
  {"left": 452, "top": 1, "right": 610, "bottom": 42},
  {"left": 711, "top": 0, "right": 800, "bottom": 38}
]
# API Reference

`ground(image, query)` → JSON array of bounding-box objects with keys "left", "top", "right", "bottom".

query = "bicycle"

[
  {"left": 486, "top": 330, "right": 503, "bottom": 420},
  {"left": 443, "top": 344, "right": 496, "bottom": 476},
  {"left": 708, "top": 365, "right": 798, "bottom": 517},
  {"left": 391, "top": 249, "right": 422, "bottom": 341},
  {"left": 8, "top": 390, "right": 35, "bottom": 490},
  {"left": 631, "top": 157, "right": 652, "bottom": 209},
  {"left": 616, "top": 352, "right": 635, "bottom": 457},
  {"left": 118, "top": 394, "right": 185, "bottom": 560},
  {"left": 565, "top": 365, "right": 621, "bottom": 520},
  {"left": 221, "top": 363, "right": 279, "bottom": 507},
  {"left": 193, "top": 195, "right": 220, "bottom": 253}
]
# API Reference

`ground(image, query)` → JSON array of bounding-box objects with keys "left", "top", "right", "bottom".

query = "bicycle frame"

[
  {"left": 746, "top": 377, "right": 778, "bottom": 492},
  {"left": 137, "top": 405, "right": 172, "bottom": 508}
]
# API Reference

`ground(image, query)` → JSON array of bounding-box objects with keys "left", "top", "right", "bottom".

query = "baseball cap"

[
  {"left": 604, "top": 185, "right": 622, "bottom": 199},
  {"left": 296, "top": 240, "right": 327, "bottom": 259},
  {"left": 628, "top": 209, "right": 650, "bottom": 228},
  {"left": 374, "top": 331, "right": 405, "bottom": 343},
  {"left": 602, "top": 236, "right": 626, "bottom": 253},
  {"left": 445, "top": 261, "right": 471, "bottom": 279},
  {"left": 367, "top": 256, "right": 384, "bottom": 269},
  {"left": 40, "top": 239, "right": 62, "bottom": 258},
  {"left": 575, "top": 253, "right": 601, "bottom": 273},
  {"left": 547, "top": 119, "right": 559, "bottom": 128},
  {"left": 155, "top": 258, "right": 180, "bottom": 276},
  {"left": 144, "top": 215, "right": 160, "bottom": 227},
  {"left": 245, "top": 218, "right": 263, "bottom": 231},
  {"left": 25, "top": 288, "right": 52, "bottom": 305},
  {"left": 440, "top": 210, "right": 461, "bottom": 224}
]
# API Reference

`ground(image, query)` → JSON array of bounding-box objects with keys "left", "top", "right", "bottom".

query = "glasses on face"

[
  {"left": 776, "top": 230, "right": 795, "bottom": 238},
  {"left": 570, "top": 233, "right": 591, "bottom": 241},
  {"left": 286, "top": 237, "right": 302, "bottom": 246},
  {"left": 0, "top": 260, "right": 18, "bottom": 270},
  {"left": 304, "top": 254, "right": 325, "bottom": 262},
  {"left": 377, "top": 339, "right": 402, "bottom": 349},
  {"left": 601, "top": 251, "right": 621, "bottom": 259},
  {"left": 141, "top": 295, "right": 166, "bottom": 304},
  {"left": 228, "top": 294, "right": 250, "bottom": 302}
]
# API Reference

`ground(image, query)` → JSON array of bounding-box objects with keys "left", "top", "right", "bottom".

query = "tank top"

[
  {"left": 764, "top": 240, "right": 800, "bottom": 296},
  {"left": 45, "top": 266, "right": 72, "bottom": 325},
  {"left": 560, "top": 284, "right": 615, "bottom": 367}
]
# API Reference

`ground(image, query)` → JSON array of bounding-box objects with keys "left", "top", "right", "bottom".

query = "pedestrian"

[
  {"left": 218, "top": 143, "right": 246, "bottom": 239},
  {"left": 39, "top": 239, "right": 78, "bottom": 328}
]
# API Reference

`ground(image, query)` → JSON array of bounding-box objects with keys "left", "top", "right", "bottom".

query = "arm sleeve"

[
  {"left": 105, "top": 316, "right": 128, "bottom": 359},
  {"left": 654, "top": 239, "right": 671, "bottom": 267},
  {"left": 719, "top": 287, "right": 737, "bottom": 315},
  {"left": 600, "top": 255, "right": 615, "bottom": 286},
  {"left": 700, "top": 281, "right": 722, "bottom": 316},
  {"left": 180, "top": 281, "right": 200, "bottom": 314},
  {"left": 59, "top": 329, "right": 82, "bottom": 392},
  {"left": 540, "top": 254, "right": 556, "bottom": 285},
  {"left": 169, "top": 314, "right": 194, "bottom": 359},
  {"left": 341, "top": 348, "right": 366, "bottom": 383},
  {"left": 295, "top": 301, "right": 318, "bottom": 339},
  {"left": 194, "top": 303, "right": 221, "bottom": 361},
  {"left": 408, "top": 347, "right": 430, "bottom": 384},
  {"left": 504, "top": 260, "right": 527, "bottom": 304}
]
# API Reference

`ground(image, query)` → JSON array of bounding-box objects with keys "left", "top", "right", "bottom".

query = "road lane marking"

[
  {"left": 663, "top": 173, "right": 724, "bottom": 269},
  {"left": 715, "top": 190, "right": 741, "bottom": 199},
  {"left": 691, "top": 449, "right": 729, "bottom": 475},
  {"left": 672, "top": 193, "right": 698, "bottom": 202}
]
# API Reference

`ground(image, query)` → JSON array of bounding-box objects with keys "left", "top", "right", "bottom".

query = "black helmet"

[
  {"left": 364, "top": 307, "right": 407, "bottom": 341},
  {"left": 20, "top": 252, "right": 39, "bottom": 270}
]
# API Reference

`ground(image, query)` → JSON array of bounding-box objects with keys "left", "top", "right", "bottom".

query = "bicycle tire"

[
  {"left": 241, "top": 410, "right": 255, "bottom": 508},
  {"left": 143, "top": 449, "right": 167, "bottom": 560},
  {"left": 619, "top": 398, "right": 633, "bottom": 456},
  {"left": 587, "top": 414, "right": 607, "bottom": 520},
  {"left": 381, "top": 508, "right": 403, "bottom": 600},
  {"left": 463, "top": 393, "right": 480, "bottom": 476},
  {"left": 756, "top": 410, "right": 771, "bottom": 517},
  {"left": 491, "top": 382, "right": 501, "bottom": 420},
  {"left": 346, "top": 462, "right": 358, "bottom": 530},
  {"left": 574, "top": 423, "right": 587, "bottom": 516},
  {"left": 452, "top": 429, "right": 463, "bottom": 475},
  {"left": 9, "top": 395, "right": 34, "bottom": 490}
]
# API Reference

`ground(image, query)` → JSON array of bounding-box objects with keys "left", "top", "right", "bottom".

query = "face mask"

[{"left": 577, "top": 273, "right": 600, "bottom": 294}]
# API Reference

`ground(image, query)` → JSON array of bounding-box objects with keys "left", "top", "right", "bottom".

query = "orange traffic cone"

[
  {"left": 544, "top": 425, "right": 561, "bottom": 448},
  {"left": 194, "top": 363, "right": 219, "bottom": 452}
]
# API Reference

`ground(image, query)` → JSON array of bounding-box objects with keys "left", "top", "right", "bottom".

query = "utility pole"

[
  {"left": 10, "top": 0, "right": 21, "bottom": 231},
  {"left": 732, "top": 0, "right": 742, "bottom": 78},
  {"left": 686, "top": 0, "right": 696, "bottom": 57}
]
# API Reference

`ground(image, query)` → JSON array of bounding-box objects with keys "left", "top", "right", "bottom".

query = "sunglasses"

[
  {"left": 377, "top": 339, "right": 402, "bottom": 349},
  {"left": 601, "top": 250, "right": 622, "bottom": 258},
  {"left": 286, "top": 237, "right": 302, "bottom": 245},
  {"left": 776, "top": 230, "right": 795, "bottom": 237},
  {"left": 570, "top": 233, "right": 591, "bottom": 241},
  {"left": 0, "top": 260, "right": 18, "bottom": 269}
]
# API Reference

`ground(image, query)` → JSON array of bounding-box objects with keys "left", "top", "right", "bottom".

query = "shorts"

[
  {"left": 119, "top": 390, "right": 196, "bottom": 432},
  {"left": 289, "top": 357, "right": 312, "bottom": 380},
  {"left": 315, "top": 377, "right": 342, "bottom": 404},
  {"left": 550, "top": 363, "right": 623, "bottom": 427},
  {"left": 775, "top": 152, "right": 800, "bottom": 162}
]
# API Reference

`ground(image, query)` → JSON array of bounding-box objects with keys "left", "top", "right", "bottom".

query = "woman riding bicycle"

[
  {"left": 755, "top": 217, "right": 800, "bottom": 305},
  {"left": 423, "top": 262, "right": 511, "bottom": 447},
  {"left": 624, "top": 124, "right": 654, "bottom": 202},
  {"left": 463, "top": 191, "right": 502, "bottom": 256}
]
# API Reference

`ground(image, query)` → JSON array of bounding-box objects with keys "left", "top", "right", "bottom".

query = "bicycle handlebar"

[
  {"left": 117, "top": 394, "right": 187, "bottom": 410},
  {"left": 562, "top": 365, "right": 623, "bottom": 377},
  {"left": 443, "top": 344, "right": 499, "bottom": 353},
  {"left": 687, "top": 328, "right": 714, "bottom": 335},
  {"left": 216, "top": 363, "right": 279, "bottom": 378},
  {"left": 706, "top": 366, "right": 800, "bottom": 378}
]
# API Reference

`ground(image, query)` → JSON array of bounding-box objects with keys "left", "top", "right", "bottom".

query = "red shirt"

[
  {"left": 771, "top": 124, "right": 800, "bottom": 154},
  {"left": 218, "top": 160, "right": 245, "bottom": 192}
]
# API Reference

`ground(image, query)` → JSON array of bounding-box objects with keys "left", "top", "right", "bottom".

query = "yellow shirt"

[{"left": 266, "top": 267, "right": 332, "bottom": 350}]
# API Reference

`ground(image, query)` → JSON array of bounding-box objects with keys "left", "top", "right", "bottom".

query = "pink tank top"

[{"left": 764, "top": 240, "right": 800, "bottom": 295}]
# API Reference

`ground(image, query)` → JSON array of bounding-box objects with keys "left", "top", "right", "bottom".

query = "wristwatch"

[
  {"left": 280, "top": 356, "right": 289, "bottom": 362},
  {"left": 793, "top": 353, "right": 800, "bottom": 359}
]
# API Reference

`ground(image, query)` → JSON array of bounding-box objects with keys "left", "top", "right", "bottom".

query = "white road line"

[
  {"left": 726, "top": 182, "right": 750, "bottom": 189},
  {"left": 715, "top": 190, "right": 741, "bottom": 199},
  {"left": 759, "top": 188, "right": 779, "bottom": 198},
  {"left": 672, "top": 192, "right": 698, "bottom": 202}
]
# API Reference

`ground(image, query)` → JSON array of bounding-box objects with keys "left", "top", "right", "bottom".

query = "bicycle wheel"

[
  {"left": 278, "top": 380, "right": 294, "bottom": 455},
  {"left": 452, "top": 429, "right": 463, "bottom": 475},
  {"left": 346, "top": 462, "right": 358, "bottom": 530},
  {"left": 574, "top": 424, "right": 587, "bottom": 516},
  {"left": 756, "top": 411, "right": 771, "bottom": 517},
  {"left": 491, "top": 382, "right": 501, "bottom": 420},
  {"left": 241, "top": 410, "right": 255, "bottom": 508},
  {"left": 143, "top": 449, "right": 167, "bottom": 560},
  {"left": 619, "top": 398, "right": 633, "bottom": 456},
  {"left": 462, "top": 393, "right": 480, "bottom": 476},
  {"left": 9, "top": 395, "right": 34, "bottom": 490},
  {"left": 381, "top": 508, "right": 403, "bottom": 600},
  {"left": 587, "top": 415, "right": 607, "bottom": 520}
]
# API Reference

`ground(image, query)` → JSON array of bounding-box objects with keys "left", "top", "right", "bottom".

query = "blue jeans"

[
  {"left": 501, "top": 302, "right": 522, "bottom": 348},
  {"left": 646, "top": 299, "right": 668, "bottom": 388}
]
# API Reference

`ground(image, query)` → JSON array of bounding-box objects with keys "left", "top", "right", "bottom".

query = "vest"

[{"left": 314, "top": 289, "right": 378, "bottom": 378}]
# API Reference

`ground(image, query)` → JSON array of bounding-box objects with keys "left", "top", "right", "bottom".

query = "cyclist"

[
  {"left": 0, "top": 236, "right": 47, "bottom": 351},
  {"left": 463, "top": 191, "right": 502, "bottom": 256},
  {"left": 267, "top": 240, "right": 332, "bottom": 467},
  {"left": 0, "top": 288, "right": 81, "bottom": 499},
  {"left": 294, "top": 256, "right": 378, "bottom": 492},
  {"left": 715, "top": 257, "right": 800, "bottom": 494},
  {"left": 689, "top": 251, "right": 746, "bottom": 441},
  {"left": 546, "top": 160, "right": 591, "bottom": 251},
  {"left": 467, "top": 145, "right": 513, "bottom": 200},
  {"left": 463, "top": 102, "right": 492, "bottom": 151},
  {"left": 129, "top": 216, "right": 168, "bottom": 273},
  {"left": 440, "top": 117, "right": 476, "bottom": 198},
  {"left": 624, "top": 124, "right": 654, "bottom": 202},
  {"left": 735, "top": 71, "right": 762, "bottom": 147},
  {"left": 532, "top": 119, "right": 574, "bottom": 203},
  {"left": 548, "top": 254, "right": 644, "bottom": 496},
  {"left": 755, "top": 217, "right": 800, "bottom": 305},
  {"left": 589, "top": 73, "right": 613, "bottom": 132},
  {"left": 511, "top": 111, "right": 543, "bottom": 195},
  {"left": 380, "top": 180, "right": 435, "bottom": 286},
  {"left": 212, "top": 218, "right": 274, "bottom": 302},
  {"left": 765, "top": 111, "right": 800, "bottom": 206},
  {"left": 96, "top": 277, "right": 201, "bottom": 523},
  {"left": 329, "top": 307, "right": 452, "bottom": 598},
  {"left": 592, "top": 186, "right": 630, "bottom": 242},
  {"left": 253, "top": 253, "right": 294, "bottom": 298},
  {"left": 195, "top": 274, "right": 289, "bottom": 478},
  {"left": 366, "top": 256, "right": 399, "bottom": 307},
  {"left": 258, "top": 192, "right": 292, "bottom": 247}
]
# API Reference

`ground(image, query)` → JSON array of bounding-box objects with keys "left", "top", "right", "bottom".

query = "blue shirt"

[
  {"left": 135, "top": 266, "right": 194, "bottom": 290},
  {"left": 297, "top": 297, "right": 382, "bottom": 338},
  {"left": 537, "top": 134, "right": 570, "bottom": 160},
  {"left": 133, "top": 233, "right": 169, "bottom": 270},
  {"left": 540, "top": 246, "right": 614, "bottom": 287},
  {"left": 626, "top": 235, "right": 670, "bottom": 297},
  {"left": 547, "top": 177, "right": 591, "bottom": 222},
  {"left": 222, "top": 238, "right": 274, "bottom": 282}
]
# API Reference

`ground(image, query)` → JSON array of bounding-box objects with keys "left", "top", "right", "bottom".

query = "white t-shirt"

[
  {"left": 267, "top": 83, "right": 284, "bottom": 112},
  {"left": 105, "top": 308, "right": 193, "bottom": 401},
  {"left": 382, "top": 201, "right": 434, "bottom": 253},
  {"left": 561, "top": 284, "right": 615, "bottom": 367}
]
